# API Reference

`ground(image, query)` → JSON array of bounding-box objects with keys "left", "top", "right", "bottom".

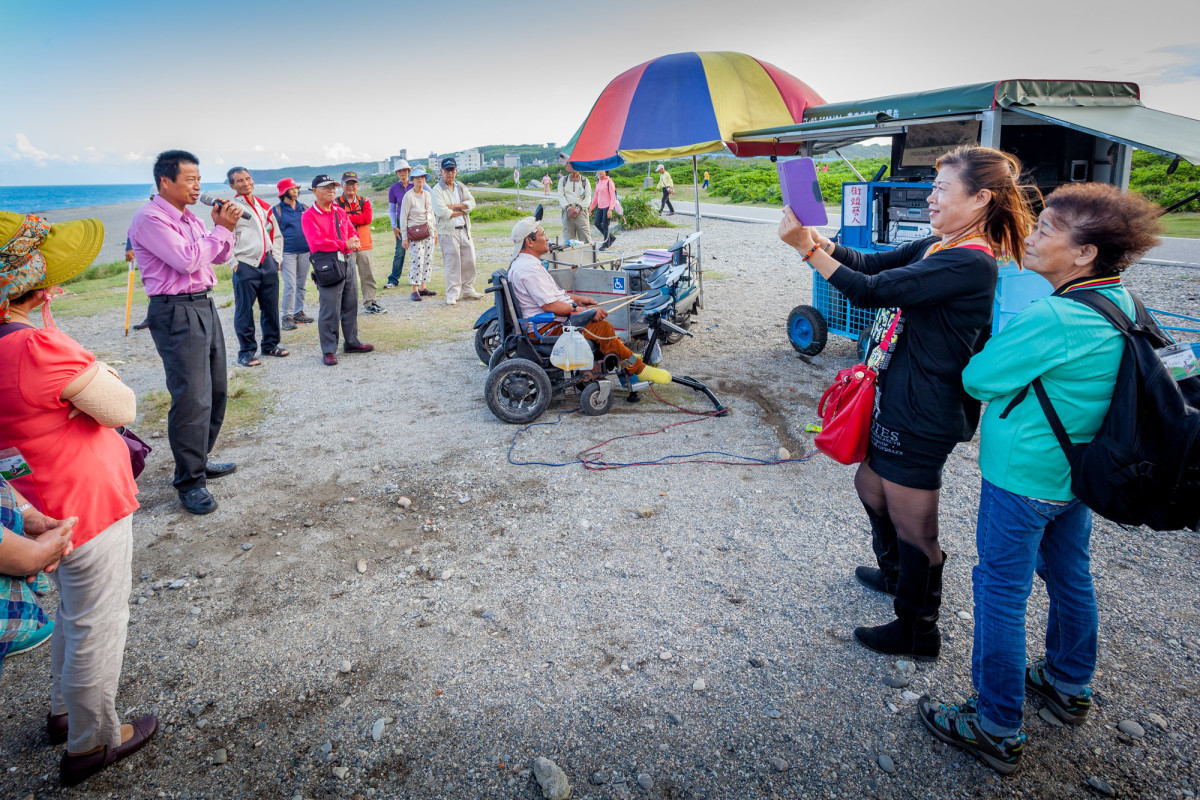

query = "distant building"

[
  {"left": 456, "top": 149, "right": 482, "bottom": 172},
  {"left": 376, "top": 161, "right": 390, "bottom": 175},
  {"left": 503, "top": 153, "right": 521, "bottom": 169},
  {"left": 546, "top": 142, "right": 555, "bottom": 149},
  {"left": 428, "top": 152, "right": 440, "bottom": 172}
]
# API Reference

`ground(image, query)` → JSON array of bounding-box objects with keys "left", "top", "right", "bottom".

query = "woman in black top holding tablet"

[{"left": 779, "top": 146, "right": 1036, "bottom": 660}]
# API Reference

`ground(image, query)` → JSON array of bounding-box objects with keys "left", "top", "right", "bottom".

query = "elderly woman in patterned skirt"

[{"left": 400, "top": 167, "right": 439, "bottom": 301}]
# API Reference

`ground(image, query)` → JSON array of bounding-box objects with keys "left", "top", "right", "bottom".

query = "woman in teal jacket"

[{"left": 917, "top": 183, "right": 1163, "bottom": 775}]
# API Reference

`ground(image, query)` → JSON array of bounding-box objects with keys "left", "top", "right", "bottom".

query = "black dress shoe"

[
  {"left": 179, "top": 488, "right": 218, "bottom": 515},
  {"left": 204, "top": 462, "right": 237, "bottom": 479},
  {"left": 60, "top": 714, "right": 158, "bottom": 787},
  {"left": 132, "top": 318, "right": 150, "bottom": 331},
  {"left": 47, "top": 712, "right": 69, "bottom": 745}
]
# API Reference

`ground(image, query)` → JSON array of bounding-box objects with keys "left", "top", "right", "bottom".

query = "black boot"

[
  {"left": 854, "top": 503, "right": 899, "bottom": 596},
  {"left": 854, "top": 540, "right": 944, "bottom": 661}
]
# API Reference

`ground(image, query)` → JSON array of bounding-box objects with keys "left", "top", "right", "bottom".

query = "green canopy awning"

[
  {"left": 1011, "top": 105, "right": 1200, "bottom": 165},
  {"left": 733, "top": 79, "right": 1200, "bottom": 165}
]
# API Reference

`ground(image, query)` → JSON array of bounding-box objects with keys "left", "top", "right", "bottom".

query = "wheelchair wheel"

[
  {"left": 485, "top": 358, "right": 552, "bottom": 424},
  {"left": 664, "top": 313, "right": 691, "bottom": 345},
  {"left": 474, "top": 319, "right": 500, "bottom": 364},
  {"left": 580, "top": 382, "right": 614, "bottom": 417},
  {"left": 787, "top": 305, "right": 828, "bottom": 356},
  {"left": 488, "top": 340, "right": 513, "bottom": 370}
]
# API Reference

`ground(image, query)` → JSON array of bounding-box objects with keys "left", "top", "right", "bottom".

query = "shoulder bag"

[
  {"left": 310, "top": 210, "right": 349, "bottom": 287},
  {"left": 406, "top": 193, "right": 432, "bottom": 242},
  {"left": 814, "top": 310, "right": 902, "bottom": 465}
]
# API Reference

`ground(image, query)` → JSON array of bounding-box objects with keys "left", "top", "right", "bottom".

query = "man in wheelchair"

[{"left": 507, "top": 217, "right": 671, "bottom": 385}]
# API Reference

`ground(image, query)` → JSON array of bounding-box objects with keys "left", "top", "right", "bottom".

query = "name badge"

[{"left": 0, "top": 447, "right": 33, "bottom": 480}]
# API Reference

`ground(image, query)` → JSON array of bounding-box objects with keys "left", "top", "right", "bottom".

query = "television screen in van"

[{"left": 900, "top": 120, "right": 981, "bottom": 167}]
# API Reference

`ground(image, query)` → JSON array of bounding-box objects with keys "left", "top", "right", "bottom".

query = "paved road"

[{"left": 473, "top": 186, "right": 1200, "bottom": 267}]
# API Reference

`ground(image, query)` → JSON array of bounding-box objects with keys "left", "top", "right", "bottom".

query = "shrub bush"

[
  {"left": 614, "top": 190, "right": 671, "bottom": 230},
  {"left": 1130, "top": 151, "right": 1200, "bottom": 213}
]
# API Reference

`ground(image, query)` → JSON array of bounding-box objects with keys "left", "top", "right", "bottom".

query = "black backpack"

[{"left": 1002, "top": 290, "right": 1200, "bottom": 532}]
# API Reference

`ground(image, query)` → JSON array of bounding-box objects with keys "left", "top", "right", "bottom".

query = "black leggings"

[
  {"left": 594, "top": 208, "right": 610, "bottom": 239},
  {"left": 854, "top": 460, "right": 944, "bottom": 565}
]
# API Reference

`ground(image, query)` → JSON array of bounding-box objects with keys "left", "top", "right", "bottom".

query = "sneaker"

[
  {"left": 460, "top": 288, "right": 484, "bottom": 300},
  {"left": 383, "top": 282, "right": 398, "bottom": 290},
  {"left": 363, "top": 304, "right": 380, "bottom": 315},
  {"left": 917, "top": 695, "right": 1025, "bottom": 776},
  {"left": 9, "top": 619, "right": 54, "bottom": 656},
  {"left": 446, "top": 297, "right": 457, "bottom": 306},
  {"left": 371, "top": 302, "right": 388, "bottom": 314},
  {"left": 295, "top": 311, "right": 314, "bottom": 324},
  {"left": 281, "top": 315, "right": 297, "bottom": 331},
  {"left": 1026, "top": 659, "right": 1091, "bottom": 725}
]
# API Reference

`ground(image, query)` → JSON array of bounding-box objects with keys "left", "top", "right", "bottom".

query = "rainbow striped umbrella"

[{"left": 563, "top": 51, "right": 825, "bottom": 170}]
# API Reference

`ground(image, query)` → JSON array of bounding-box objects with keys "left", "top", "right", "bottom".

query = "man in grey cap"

[
  {"left": 384, "top": 160, "right": 413, "bottom": 289},
  {"left": 431, "top": 157, "right": 482, "bottom": 305}
]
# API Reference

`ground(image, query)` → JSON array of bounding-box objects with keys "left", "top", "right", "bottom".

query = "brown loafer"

[
  {"left": 60, "top": 714, "right": 158, "bottom": 787},
  {"left": 47, "top": 712, "right": 69, "bottom": 745}
]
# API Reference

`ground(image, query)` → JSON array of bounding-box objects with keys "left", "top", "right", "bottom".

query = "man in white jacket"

[
  {"left": 431, "top": 157, "right": 482, "bottom": 305},
  {"left": 557, "top": 167, "right": 593, "bottom": 245},
  {"left": 227, "top": 167, "right": 287, "bottom": 367}
]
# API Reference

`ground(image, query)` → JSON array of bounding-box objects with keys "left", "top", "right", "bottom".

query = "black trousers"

[
  {"left": 232, "top": 255, "right": 281, "bottom": 358},
  {"left": 147, "top": 293, "right": 227, "bottom": 493},
  {"left": 659, "top": 188, "right": 675, "bottom": 214}
]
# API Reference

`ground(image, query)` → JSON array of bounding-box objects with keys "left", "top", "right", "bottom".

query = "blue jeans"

[
  {"left": 972, "top": 479, "right": 1097, "bottom": 737},
  {"left": 387, "top": 238, "right": 406, "bottom": 285}
]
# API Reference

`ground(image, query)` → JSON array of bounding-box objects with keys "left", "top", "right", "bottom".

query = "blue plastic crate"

[{"left": 811, "top": 267, "right": 877, "bottom": 338}]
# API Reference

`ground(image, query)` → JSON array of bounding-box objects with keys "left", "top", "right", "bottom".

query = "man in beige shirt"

[{"left": 557, "top": 167, "right": 593, "bottom": 245}]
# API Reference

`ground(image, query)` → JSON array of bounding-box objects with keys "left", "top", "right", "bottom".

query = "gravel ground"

[{"left": 2, "top": 218, "right": 1199, "bottom": 800}]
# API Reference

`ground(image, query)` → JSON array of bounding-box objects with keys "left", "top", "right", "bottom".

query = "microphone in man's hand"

[{"left": 198, "top": 193, "right": 251, "bottom": 220}]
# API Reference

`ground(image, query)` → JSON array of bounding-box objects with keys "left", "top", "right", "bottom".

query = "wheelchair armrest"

[
  {"left": 567, "top": 308, "right": 598, "bottom": 327},
  {"left": 528, "top": 312, "right": 556, "bottom": 324}
]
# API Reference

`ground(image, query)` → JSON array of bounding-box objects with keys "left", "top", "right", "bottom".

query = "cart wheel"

[
  {"left": 474, "top": 318, "right": 500, "bottom": 364},
  {"left": 485, "top": 358, "right": 552, "bottom": 424},
  {"left": 787, "top": 305, "right": 827, "bottom": 355},
  {"left": 580, "top": 382, "right": 614, "bottom": 417},
  {"left": 856, "top": 327, "right": 873, "bottom": 362}
]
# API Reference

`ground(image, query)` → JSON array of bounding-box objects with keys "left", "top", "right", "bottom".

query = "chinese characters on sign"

[{"left": 844, "top": 185, "right": 867, "bottom": 227}]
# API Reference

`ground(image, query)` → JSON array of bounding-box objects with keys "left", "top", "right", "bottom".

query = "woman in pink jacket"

[{"left": 590, "top": 170, "right": 618, "bottom": 251}]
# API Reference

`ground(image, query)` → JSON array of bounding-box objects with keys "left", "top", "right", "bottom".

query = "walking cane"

[{"left": 124, "top": 259, "right": 136, "bottom": 336}]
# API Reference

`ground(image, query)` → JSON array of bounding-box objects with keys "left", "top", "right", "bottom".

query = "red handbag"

[{"left": 814, "top": 309, "right": 902, "bottom": 465}]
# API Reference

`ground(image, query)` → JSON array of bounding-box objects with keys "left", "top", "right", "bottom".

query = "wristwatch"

[{"left": 571, "top": 302, "right": 578, "bottom": 312}]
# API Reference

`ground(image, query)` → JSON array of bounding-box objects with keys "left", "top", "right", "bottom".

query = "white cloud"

[
  {"left": 253, "top": 144, "right": 265, "bottom": 152},
  {"left": 277, "top": 152, "right": 290, "bottom": 162},
  {"left": 320, "top": 142, "right": 372, "bottom": 163},
  {"left": 124, "top": 151, "right": 146, "bottom": 162},
  {"left": 13, "top": 133, "right": 60, "bottom": 162},
  {"left": 214, "top": 157, "right": 226, "bottom": 165},
  {"left": 84, "top": 145, "right": 96, "bottom": 152}
]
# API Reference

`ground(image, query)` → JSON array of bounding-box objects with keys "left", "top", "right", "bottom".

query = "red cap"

[{"left": 276, "top": 178, "right": 299, "bottom": 197}]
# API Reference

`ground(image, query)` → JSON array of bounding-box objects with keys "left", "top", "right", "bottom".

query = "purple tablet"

[{"left": 778, "top": 157, "right": 828, "bottom": 226}]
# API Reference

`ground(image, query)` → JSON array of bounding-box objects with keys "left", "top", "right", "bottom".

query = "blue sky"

[{"left": 2, "top": 0, "right": 1198, "bottom": 185}]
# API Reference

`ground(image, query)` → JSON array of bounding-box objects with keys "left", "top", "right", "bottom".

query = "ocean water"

[{"left": 0, "top": 183, "right": 229, "bottom": 213}]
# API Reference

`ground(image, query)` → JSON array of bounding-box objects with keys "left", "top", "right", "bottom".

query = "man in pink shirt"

[{"left": 128, "top": 150, "right": 241, "bottom": 515}]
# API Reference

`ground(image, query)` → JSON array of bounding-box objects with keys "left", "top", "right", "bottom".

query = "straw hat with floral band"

[{"left": 0, "top": 211, "right": 104, "bottom": 326}]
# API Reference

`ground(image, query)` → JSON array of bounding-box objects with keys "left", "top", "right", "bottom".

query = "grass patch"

[
  {"left": 136, "top": 371, "right": 271, "bottom": 435},
  {"left": 471, "top": 204, "right": 527, "bottom": 223},
  {"left": 1161, "top": 213, "right": 1200, "bottom": 239},
  {"left": 51, "top": 264, "right": 235, "bottom": 320}
]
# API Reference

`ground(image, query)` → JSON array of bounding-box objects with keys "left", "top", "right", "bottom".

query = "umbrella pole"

[{"left": 693, "top": 155, "right": 703, "bottom": 306}]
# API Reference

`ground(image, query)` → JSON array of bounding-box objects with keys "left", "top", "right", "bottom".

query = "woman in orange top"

[{"left": 0, "top": 211, "right": 157, "bottom": 787}]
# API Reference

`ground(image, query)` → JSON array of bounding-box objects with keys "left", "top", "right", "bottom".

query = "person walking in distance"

[
  {"left": 273, "top": 178, "right": 313, "bottom": 330},
  {"left": 301, "top": 174, "right": 375, "bottom": 366},
  {"left": 127, "top": 150, "right": 239, "bottom": 515},
  {"left": 656, "top": 164, "right": 675, "bottom": 215},
  {"left": 227, "top": 167, "right": 288, "bottom": 367},
  {"left": 384, "top": 160, "right": 413, "bottom": 290},
  {"left": 337, "top": 172, "right": 385, "bottom": 315},
  {"left": 431, "top": 157, "right": 483, "bottom": 305},
  {"left": 591, "top": 170, "right": 618, "bottom": 251},
  {"left": 558, "top": 166, "right": 593, "bottom": 245}
]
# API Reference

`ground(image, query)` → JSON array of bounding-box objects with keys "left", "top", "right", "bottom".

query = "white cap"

[
  {"left": 656, "top": 164, "right": 666, "bottom": 171},
  {"left": 511, "top": 216, "right": 540, "bottom": 260},
  {"left": 394, "top": 159, "right": 411, "bottom": 172}
]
